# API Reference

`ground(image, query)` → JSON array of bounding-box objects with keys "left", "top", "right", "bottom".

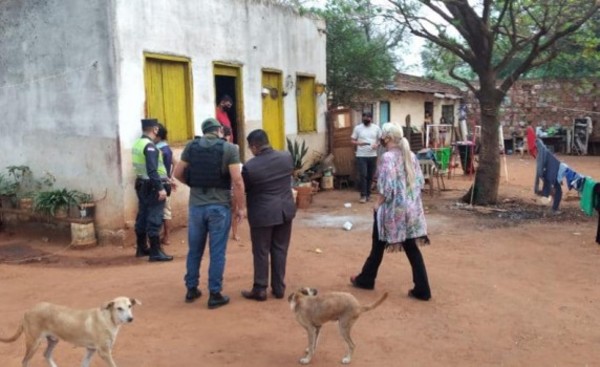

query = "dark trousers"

[
  {"left": 357, "top": 156, "right": 377, "bottom": 198},
  {"left": 134, "top": 184, "right": 165, "bottom": 238},
  {"left": 249, "top": 221, "right": 293, "bottom": 295},
  {"left": 355, "top": 217, "right": 431, "bottom": 298}
]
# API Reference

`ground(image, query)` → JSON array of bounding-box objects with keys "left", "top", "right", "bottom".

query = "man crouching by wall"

[{"left": 174, "top": 118, "right": 246, "bottom": 309}]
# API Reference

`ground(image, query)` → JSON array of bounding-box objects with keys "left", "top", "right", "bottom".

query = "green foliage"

[
  {"left": 0, "top": 173, "right": 17, "bottom": 197},
  {"left": 5, "top": 165, "right": 55, "bottom": 198},
  {"left": 306, "top": 0, "right": 402, "bottom": 107},
  {"left": 33, "top": 189, "right": 80, "bottom": 216},
  {"left": 286, "top": 137, "right": 309, "bottom": 170}
]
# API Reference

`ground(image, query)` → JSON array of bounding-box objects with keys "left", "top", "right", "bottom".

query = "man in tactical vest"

[
  {"left": 132, "top": 118, "right": 173, "bottom": 262},
  {"left": 174, "top": 118, "right": 246, "bottom": 309}
]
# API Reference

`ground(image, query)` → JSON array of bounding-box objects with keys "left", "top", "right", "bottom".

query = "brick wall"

[{"left": 464, "top": 78, "right": 600, "bottom": 140}]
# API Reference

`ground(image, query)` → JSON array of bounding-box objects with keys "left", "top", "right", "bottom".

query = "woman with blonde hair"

[{"left": 350, "top": 123, "right": 431, "bottom": 301}]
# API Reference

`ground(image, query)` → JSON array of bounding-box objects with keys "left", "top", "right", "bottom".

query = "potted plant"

[
  {"left": 286, "top": 137, "right": 309, "bottom": 179},
  {"left": 7, "top": 166, "right": 55, "bottom": 211},
  {"left": 75, "top": 192, "right": 95, "bottom": 218},
  {"left": 33, "top": 188, "right": 79, "bottom": 218}
]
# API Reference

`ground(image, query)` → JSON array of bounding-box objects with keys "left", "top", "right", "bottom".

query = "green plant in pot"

[
  {"left": 7, "top": 166, "right": 55, "bottom": 210},
  {"left": 286, "top": 137, "right": 309, "bottom": 179},
  {"left": 75, "top": 191, "right": 95, "bottom": 218},
  {"left": 34, "top": 189, "right": 79, "bottom": 218}
]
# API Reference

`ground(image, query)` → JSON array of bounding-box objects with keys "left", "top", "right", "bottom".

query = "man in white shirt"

[{"left": 351, "top": 112, "right": 382, "bottom": 203}]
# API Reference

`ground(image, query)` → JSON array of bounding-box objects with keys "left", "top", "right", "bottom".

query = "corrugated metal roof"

[{"left": 386, "top": 73, "right": 464, "bottom": 98}]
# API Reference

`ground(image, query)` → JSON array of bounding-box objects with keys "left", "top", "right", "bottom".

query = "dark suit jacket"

[{"left": 242, "top": 147, "right": 296, "bottom": 228}]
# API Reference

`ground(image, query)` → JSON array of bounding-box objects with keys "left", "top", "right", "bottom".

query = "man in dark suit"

[{"left": 241, "top": 129, "right": 296, "bottom": 301}]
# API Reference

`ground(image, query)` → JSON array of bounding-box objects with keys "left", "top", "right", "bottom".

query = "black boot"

[
  {"left": 148, "top": 236, "right": 173, "bottom": 262},
  {"left": 135, "top": 232, "right": 150, "bottom": 257}
]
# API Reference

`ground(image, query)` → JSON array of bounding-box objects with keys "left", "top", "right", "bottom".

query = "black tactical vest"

[{"left": 186, "top": 138, "right": 231, "bottom": 189}]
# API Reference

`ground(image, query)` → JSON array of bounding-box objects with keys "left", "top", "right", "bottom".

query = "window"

[{"left": 296, "top": 76, "right": 316, "bottom": 132}]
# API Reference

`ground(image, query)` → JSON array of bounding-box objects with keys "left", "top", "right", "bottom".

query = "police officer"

[{"left": 132, "top": 118, "right": 173, "bottom": 262}]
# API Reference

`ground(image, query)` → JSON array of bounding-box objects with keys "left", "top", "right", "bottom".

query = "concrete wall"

[
  {"left": 0, "top": 0, "right": 122, "bottom": 228},
  {"left": 114, "top": 0, "right": 327, "bottom": 229}
]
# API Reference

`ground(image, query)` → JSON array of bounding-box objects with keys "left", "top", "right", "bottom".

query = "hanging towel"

[
  {"left": 534, "top": 140, "right": 548, "bottom": 195},
  {"left": 557, "top": 163, "right": 569, "bottom": 184},
  {"left": 564, "top": 168, "right": 585, "bottom": 191},
  {"left": 580, "top": 177, "right": 598, "bottom": 216},
  {"left": 595, "top": 183, "right": 600, "bottom": 245}
]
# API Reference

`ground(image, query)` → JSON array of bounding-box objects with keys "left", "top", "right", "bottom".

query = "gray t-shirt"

[
  {"left": 180, "top": 134, "right": 241, "bottom": 207},
  {"left": 351, "top": 123, "right": 382, "bottom": 157}
]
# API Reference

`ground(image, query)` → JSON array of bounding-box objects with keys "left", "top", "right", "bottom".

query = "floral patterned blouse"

[{"left": 376, "top": 148, "right": 428, "bottom": 245}]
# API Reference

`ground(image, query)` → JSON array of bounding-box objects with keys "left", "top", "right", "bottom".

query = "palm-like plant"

[{"left": 286, "top": 138, "right": 309, "bottom": 171}]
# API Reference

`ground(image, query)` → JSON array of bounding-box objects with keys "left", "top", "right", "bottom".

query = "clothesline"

[{"left": 536, "top": 103, "right": 600, "bottom": 116}]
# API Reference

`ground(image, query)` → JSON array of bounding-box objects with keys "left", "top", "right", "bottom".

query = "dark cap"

[
  {"left": 141, "top": 118, "right": 159, "bottom": 129},
  {"left": 201, "top": 118, "right": 222, "bottom": 133}
]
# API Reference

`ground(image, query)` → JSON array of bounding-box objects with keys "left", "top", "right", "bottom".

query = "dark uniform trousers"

[
  {"left": 250, "top": 221, "right": 293, "bottom": 296},
  {"left": 134, "top": 179, "right": 165, "bottom": 238}
]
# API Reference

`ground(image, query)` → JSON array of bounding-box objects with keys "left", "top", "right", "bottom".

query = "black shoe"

[
  {"left": 208, "top": 292, "right": 230, "bottom": 309},
  {"left": 408, "top": 289, "right": 431, "bottom": 301},
  {"left": 185, "top": 288, "right": 202, "bottom": 303},
  {"left": 350, "top": 275, "right": 374, "bottom": 290},
  {"left": 241, "top": 289, "right": 267, "bottom": 301},
  {"left": 271, "top": 290, "right": 285, "bottom": 299},
  {"left": 148, "top": 249, "right": 173, "bottom": 262},
  {"left": 135, "top": 247, "right": 150, "bottom": 257}
]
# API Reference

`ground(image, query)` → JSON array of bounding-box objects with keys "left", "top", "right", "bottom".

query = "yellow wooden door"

[
  {"left": 144, "top": 57, "right": 193, "bottom": 143},
  {"left": 297, "top": 76, "right": 316, "bottom": 132},
  {"left": 262, "top": 71, "right": 284, "bottom": 150}
]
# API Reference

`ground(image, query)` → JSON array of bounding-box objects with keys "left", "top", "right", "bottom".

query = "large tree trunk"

[{"left": 463, "top": 82, "right": 505, "bottom": 205}]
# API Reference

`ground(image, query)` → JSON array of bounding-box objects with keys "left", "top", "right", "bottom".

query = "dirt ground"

[{"left": 1, "top": 154, "right": 599, "bottom": 367}]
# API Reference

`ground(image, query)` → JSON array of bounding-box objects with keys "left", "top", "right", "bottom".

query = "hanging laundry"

[
  {"left": 534, "top": 139, "right": 548, "bottom": 195},
  {"left": 595, "top": 183, "right": 600, "bottom": 245},
  {"left": 542, "top": 152, "right": 561, "bottom": 211},
  {"left": 580, "top": 177, "right": 598, "bottom": 216}
]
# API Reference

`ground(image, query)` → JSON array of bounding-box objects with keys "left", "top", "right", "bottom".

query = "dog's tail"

[
  {"left": 0, "top": 323, "right": 24, "bottom": 343},
  {"left": 360, "top": 292, "right": 388, "bottom": 313}
]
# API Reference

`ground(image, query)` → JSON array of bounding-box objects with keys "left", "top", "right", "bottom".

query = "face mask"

[
  {"left": 363, "top": 119, "right": 371, "bottom": 125},
  {"left": 379, "top": 138, "right": 387, "bottom": 147}
]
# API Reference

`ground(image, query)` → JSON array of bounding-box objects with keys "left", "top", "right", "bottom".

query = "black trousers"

[
  {"left": 354, "top": 216, "right": 431, "bottom": 298},
  {"left": 249, "top": 221, "right": 293, "bottom": 295},
  {"left": 134, "top": 182, "right": 165, "bottom": 238},
  {"left": 356, "top": 157, "right": 377, "bottom": 198}
]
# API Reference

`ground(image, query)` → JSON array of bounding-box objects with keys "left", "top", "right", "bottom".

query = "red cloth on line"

[{"left": 526, "top": 126, "right": 537, "bottom": 158}]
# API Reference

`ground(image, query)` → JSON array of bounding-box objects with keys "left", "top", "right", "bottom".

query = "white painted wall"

[
  {"left": 114, "top": 0, "right": 327, "bottom": 229},
  {"left": 0, "top": 0, "right": 327, "bottom": 241},
  {"left": 0, "top": 0, "right": 124, "bottom": 231}
]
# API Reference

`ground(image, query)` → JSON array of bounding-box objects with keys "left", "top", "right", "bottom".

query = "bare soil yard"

[{"left": 1, "top": 154, "right": 599, "bottom": 367}]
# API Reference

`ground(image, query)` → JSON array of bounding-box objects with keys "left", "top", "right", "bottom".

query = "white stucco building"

[{"left": 0, "top": 0, "right": 327, "bottom": 243}]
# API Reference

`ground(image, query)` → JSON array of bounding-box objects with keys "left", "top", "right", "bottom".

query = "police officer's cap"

[
  {"left": 201, "top": 118, "right": 222, "bottom": 133},
  {"left": 141, "top": 118, "right": 159, "bottom": 129}
]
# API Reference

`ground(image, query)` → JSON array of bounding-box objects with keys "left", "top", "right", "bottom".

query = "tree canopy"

[
  {"left": 387, "top": 0, "right": 599, "bottom": 205},
  {"left": 305, "top": 0, "right": 403, "bottom": 107}
]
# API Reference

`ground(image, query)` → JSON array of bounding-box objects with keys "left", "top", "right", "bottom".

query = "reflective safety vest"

[{"left": 132, "top": 137, "right": 168, "bottom": 179}]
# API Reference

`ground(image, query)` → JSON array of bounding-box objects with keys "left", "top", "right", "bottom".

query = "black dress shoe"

[
  {"left": 208, "top": 292, "right": 230, "bottom": 309},
  {"left": 408, "top": 289, "right": 431, "bottom": 301},
  {"left": 185, "top": 288, "right": 202, "bottom": 303},
  {"left": 350, "top": 275, "right": 374, "bottom": 290},
  {"left": 148, "top": 249, "right": 173, "bottom": 262},
  {"left": 241, "top": 289, "right": 267, "bottom": 301},
  {"left": 271, "top": 290, "right": 285, "bottom": 299}
]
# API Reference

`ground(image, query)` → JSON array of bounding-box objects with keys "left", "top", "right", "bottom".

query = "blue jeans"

[
  {"left": 356, "top": 156, "right": 377, "bottom": 198},
  {"left": 184, "top": 204, "right": 231, "bottom": 293}
]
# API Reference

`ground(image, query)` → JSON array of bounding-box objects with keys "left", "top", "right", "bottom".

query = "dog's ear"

[
  {"left": 300, "top": 288, "right": 310, "bottom": 296},
  {"left": 311, "top": 288, "right": 318, "bottom": 296},
  {"left": 130, "top": 298, "right": 142, "bottom": 306},
  {"left": 103, "top": 301, "right": 114, "bottom": 310}
]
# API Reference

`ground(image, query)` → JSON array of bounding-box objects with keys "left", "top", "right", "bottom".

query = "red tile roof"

[{"left": 387, "top": 73, "right": 463, "bottom": 97}]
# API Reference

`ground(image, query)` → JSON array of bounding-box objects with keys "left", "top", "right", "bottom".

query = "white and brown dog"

[
  {"left": 0, "top": 296, "right": 141, "bottom": 367},
  {"left": 288, "top": 287, "right": 388, "bottom": 365}
]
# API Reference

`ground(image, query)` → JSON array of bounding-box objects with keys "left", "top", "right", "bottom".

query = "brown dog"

[
  {"left": 0, "top": 296, "right": 141, "bottom": 367},
  {"left": 288, "top": 287, "right": 388, "bottom": 364}
]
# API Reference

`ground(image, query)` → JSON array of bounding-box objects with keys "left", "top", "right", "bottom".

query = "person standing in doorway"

[
  {"left": 351, "top": 112, "right": 381, "bottom": 203},
  {"left": 240, "top": 129, "right": 296, "bottom": 301},
  {"left": 132, "top": 118, "right": 173, "bottom": 262},
  {"left": 173, "top": 118, "right": 246, "bottom": 309},
  {"left": 216, "top": 94, "right": 234, "bottom": 142},
  {"left": 156, "top": 123, "right": 177, "bottom": 246}
]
